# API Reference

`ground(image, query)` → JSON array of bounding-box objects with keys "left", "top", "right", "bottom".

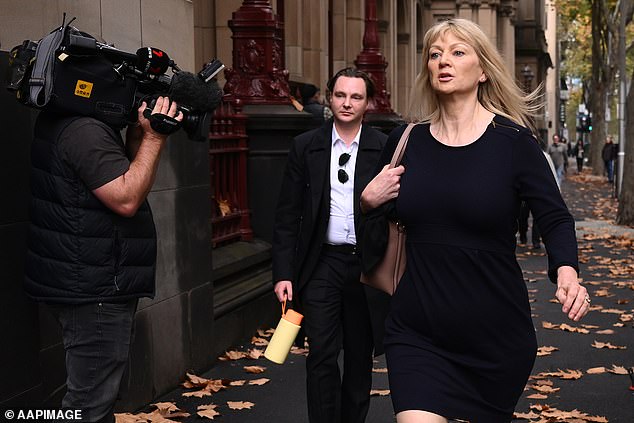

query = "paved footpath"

[
  {"left": 510, "top": 171, "right": 634, "bottom": 423},
  {"left": 118, "top": 169, "right": 634, "bottom": 423}
]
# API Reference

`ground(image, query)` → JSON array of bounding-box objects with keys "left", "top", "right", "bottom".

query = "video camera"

[{"left": 5, "top": 16, "right": 224, "bottom": 141}]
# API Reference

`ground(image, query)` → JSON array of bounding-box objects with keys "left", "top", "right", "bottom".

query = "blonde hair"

[{"left": 407, "top": 18, "right": 542, "bottom": 133}]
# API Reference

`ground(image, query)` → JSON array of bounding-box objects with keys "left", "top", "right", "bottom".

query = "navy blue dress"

[{"left": 361, "top": 116, "right": 578, "bottom": 422}]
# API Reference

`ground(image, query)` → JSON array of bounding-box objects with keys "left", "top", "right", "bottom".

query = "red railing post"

[
  {"left": 223, "top": 0, "right": 291, "bottom": 105},
  {"left": 209, "top": 94, "right": 253, "bottom": 247},
  {"left": 354, "top": 0, "right": 395, "bottom": 115}
]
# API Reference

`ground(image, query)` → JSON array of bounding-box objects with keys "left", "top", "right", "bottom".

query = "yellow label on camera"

[{"left": 74, "top": 80, "right": 93, "bottom": 98}]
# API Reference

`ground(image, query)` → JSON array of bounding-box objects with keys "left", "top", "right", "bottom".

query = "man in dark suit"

[{"left": 272, "top": 67, "right": 388, "bottom": 423}]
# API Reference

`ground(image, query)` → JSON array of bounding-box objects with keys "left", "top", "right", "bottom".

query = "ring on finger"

[{"left": 584, "top": 294, "right": 591, "bottom": 304}]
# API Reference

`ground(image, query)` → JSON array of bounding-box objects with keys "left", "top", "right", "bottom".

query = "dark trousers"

[
  {"left": 47, "top": 300, "right": 138, "bottom": 423},
  {"left": 300, "top": 248, "right": 374, "bottom": 423},
  {"left": 576, "top": 157, "right": 584, "bottom": 173},
  {"left": 518, "top": 202, "right": 540, "bottom": 246}
]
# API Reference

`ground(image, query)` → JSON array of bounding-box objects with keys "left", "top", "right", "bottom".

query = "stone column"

[
  {"left": 346, "top": 0, "right": 365, "bottom": 68},
  {"left": 477, "top": 1, "right": 497, "bottom": 46},
  {"left": 332, "top": 0, "right": 347, "bottom": 72},
  {"left": 283, "top": 0, "right": 302, "bottom": 81},
  {"left": 498, "top": 1, "right": 516, "bottom": 75},
  {"left": 457, "top": 0, "right": 472, "bottom": 20}
]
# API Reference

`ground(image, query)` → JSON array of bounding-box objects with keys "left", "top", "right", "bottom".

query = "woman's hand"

[
  {"left": 360, "top": 164, "right": 405, "bottom": 213},
  {"left": 555, "top": 265, "right": 590, "bottom": 321}
]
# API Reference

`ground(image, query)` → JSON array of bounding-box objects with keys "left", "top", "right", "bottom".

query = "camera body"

[{"left": 6, "top": 20, "right": 223, "bottom": 141}]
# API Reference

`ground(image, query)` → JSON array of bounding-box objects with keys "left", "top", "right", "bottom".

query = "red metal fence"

[{"left": 209, "top": 94, "right": 253, "bottom": 248}]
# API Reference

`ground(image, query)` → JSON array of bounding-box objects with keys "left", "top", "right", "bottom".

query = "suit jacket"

[{"left": 272, "top": 119, "right": 388, "bottom": 294}]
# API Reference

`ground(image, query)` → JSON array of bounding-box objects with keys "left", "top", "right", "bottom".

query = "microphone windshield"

[
  {"left": 136, "top": 47, "right": 170, "bottom": 75},
  {"left": 169, "top": 71, "right": 223, "bottom": 111}
]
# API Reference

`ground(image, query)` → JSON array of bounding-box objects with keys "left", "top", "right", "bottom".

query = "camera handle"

[{"left": 142, "top": 108, "right": 181, "bottom": 135}]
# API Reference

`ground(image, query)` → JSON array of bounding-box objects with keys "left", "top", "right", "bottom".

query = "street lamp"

[
  {"left": 560, "top": 77, "right": 569, "bottom": 139},
  {"left": 560, "top": 77, "right": 569, "bottom": 101},
  {"left": 521, "top": 64, "right": 534, "bottom": 93}
]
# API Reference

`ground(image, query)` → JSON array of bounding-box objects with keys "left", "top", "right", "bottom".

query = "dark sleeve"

[
  {"left": 58, "top": 120, "right": 130, "bottom": 190},
  {"left": 513, "top": 133, "right": 579, "bottom": 282},
  {"left": 271, "top": 136, "right": 306, "bottom": 283},
  {"left": 357, "top": 124, "right": 407, "bottom": 273}
]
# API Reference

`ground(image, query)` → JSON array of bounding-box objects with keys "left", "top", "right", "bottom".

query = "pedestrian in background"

[
  {"left": 561, "top": 136, "right": 570, "bottom": 175},
  {"left": 547, "top": 133, "right": 567, "bottom": 185},
  {"left": 573, "top": 138, "right": 585, "bottom": 173},
  {"left": 601, "top": 135, "right": 617, "bottom": 183},
  {"left": 301, "top": 83, "right": 333, "bottom": 123},
  {"left": 518, "top": 140, "right": 560, "bottom": 250},
  {"left": 518, "top": 200, "right": 541, "bottom": 248},
  {"left": 359, "top": 18, "right": 589, "bottom": 423},
  {"left": 273, "top": 68, "right": 388, "bottom": 423}
]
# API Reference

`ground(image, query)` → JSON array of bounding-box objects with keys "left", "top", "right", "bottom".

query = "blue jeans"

[
  {"left": 555, "top": 164, "right": 565, "bottom": 185},
  {"left": 605, "top": 160, "right": 615, "bottom": 182},
  {"left": 48, "top": 300, "right": 138, "bottom": 423}
]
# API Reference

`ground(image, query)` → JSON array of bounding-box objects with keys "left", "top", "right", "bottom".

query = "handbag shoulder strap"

[{"left": 389, "top": 123, "right": 417, "bottom": 168}]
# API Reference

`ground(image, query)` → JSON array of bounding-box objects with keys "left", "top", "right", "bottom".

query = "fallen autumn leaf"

[
  {"left": 227, "top": 401, "right": 255, "bottom": 410},
  {"left": 244, "top": 365, "right": 267, "bottom": 374}
]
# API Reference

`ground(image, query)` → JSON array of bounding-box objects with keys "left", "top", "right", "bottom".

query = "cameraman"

[{"left": 24, "top": 97, "right": 182, "bottom": 423}]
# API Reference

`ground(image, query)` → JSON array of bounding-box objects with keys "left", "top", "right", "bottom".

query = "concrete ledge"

[
  {"left": 575, "top": 219, "right": 634, "bottom": 238},
  {"left": 212, "top": 239, "right": 275, "bottom": 319},
  {"left": 213, "top": 267, "right": 273, "bottom": 319},
  {"left": 211, "top": 239, "right": 278, "bottom": 357},
  {"left": 212, "top": 239, "right": 271, "bottom": 282}
]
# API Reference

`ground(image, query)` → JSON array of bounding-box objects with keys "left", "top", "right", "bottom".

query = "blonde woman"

[{"left": 359, "top": 19, "right": 589, "bottom": 423}]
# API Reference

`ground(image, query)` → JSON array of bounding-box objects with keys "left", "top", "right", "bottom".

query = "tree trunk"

[
  {"left": 616, "top": 65, "right": 634, "bottom": 225},
  {"left": 589, "top": 0, "right": 607, "bottom": 176},
  {"left": 588, "top": 91, "right": 606, "bottom": 176}
]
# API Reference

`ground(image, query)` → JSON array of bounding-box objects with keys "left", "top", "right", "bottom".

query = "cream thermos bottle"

[{"left": 264, "top": 301, "right": 304, "bottom": 364}]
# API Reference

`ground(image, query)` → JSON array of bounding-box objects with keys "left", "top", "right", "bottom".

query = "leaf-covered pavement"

[
  {"left": 117, "top": 167, "right": 633, "bottom": 423},
  {"left": 512, "top": 169, "right": 633, "bottom": 423}
]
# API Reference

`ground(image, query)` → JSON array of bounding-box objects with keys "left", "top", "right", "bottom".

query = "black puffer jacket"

[{"left": 24, "top": 113, "right": 157, "bottom": 304}]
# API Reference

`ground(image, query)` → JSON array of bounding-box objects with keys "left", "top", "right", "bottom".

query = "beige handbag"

[{"left": 360, "top": 123, "right": 416, "bottom": 295}]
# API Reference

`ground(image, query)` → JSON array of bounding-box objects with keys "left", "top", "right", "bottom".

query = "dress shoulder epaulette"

[{"left": 490, "top": 116, "right": 532, "bottom": 140}]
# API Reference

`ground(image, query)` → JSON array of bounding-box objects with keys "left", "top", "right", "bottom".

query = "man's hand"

[
  {"left": 93, "top": 96, "right": 183, "bottom": 217},
  {"left": 360, "top": 164, "right": 405, "bottom": 213},
  {"left": 141, "top": 96, "right": 184, "bottom": 136},
  {"left": 274, "top": 280, "right": 293, "bottom": 302},
  {"left": 139, "top": 96, "right": 184, "bottom": 139},
  {"left": 555, "top": 265, "right": 590, "bottom": 321},
  {"left": 126, "top": 96, "right": 183, "bottom": 158}
]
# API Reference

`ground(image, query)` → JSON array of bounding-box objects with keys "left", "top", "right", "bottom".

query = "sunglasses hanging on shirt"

[{"left": 338, "top": 153, "right": 351, "bottom": 183}]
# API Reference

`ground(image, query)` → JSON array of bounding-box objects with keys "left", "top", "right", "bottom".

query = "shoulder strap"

[
  {"left": 389, "top": 123, "right": 416, "bottom": 168},
  {"left": 29, "top": 25, "right": 67, "bottom": 107}
]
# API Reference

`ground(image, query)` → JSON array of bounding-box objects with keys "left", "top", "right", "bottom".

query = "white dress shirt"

[{"left": 325, "top": 125, "right": 361, "bottom": 245}]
